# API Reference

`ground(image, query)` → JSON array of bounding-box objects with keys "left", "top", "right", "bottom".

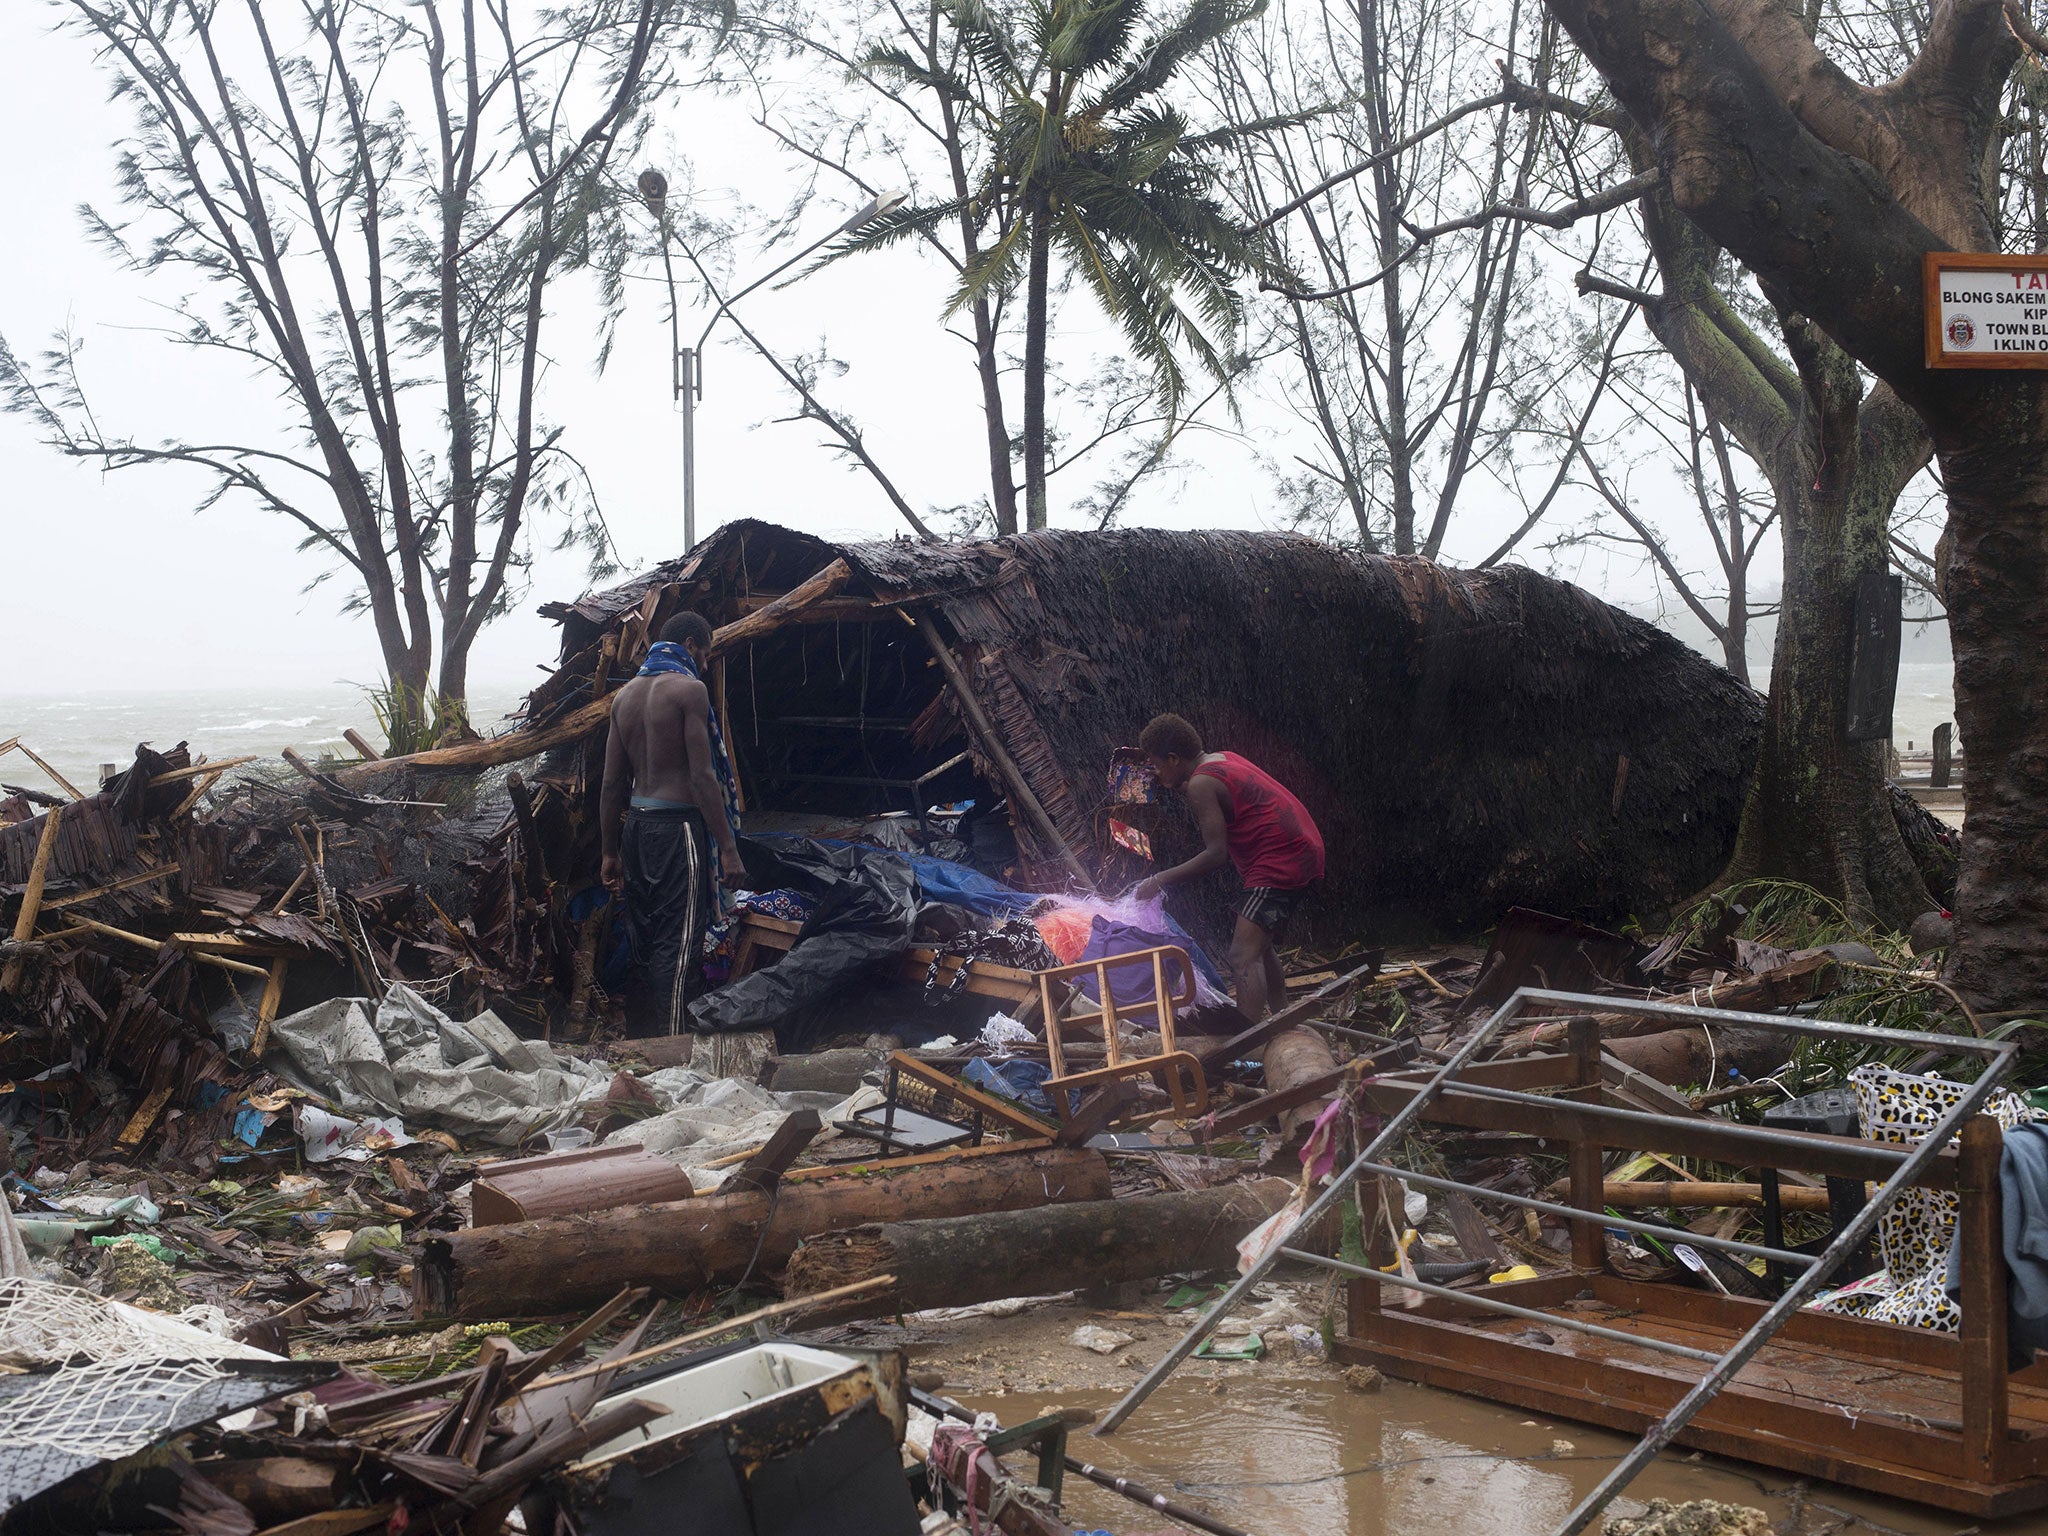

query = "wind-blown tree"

[
  {"left": 1538, "top": 0, "right": 2048, "bottom": 1008},
  {"left": 832, "top": 0, "right": 1282, "bottom": 528},
  {"left": 1215, "top": 0, "right": 1626, "bottom": 559},
  {"left": 0, "top": 0, "right": 693, "bottom": 738}
]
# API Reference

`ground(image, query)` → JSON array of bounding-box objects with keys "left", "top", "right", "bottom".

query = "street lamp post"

[{"left": 637, "top": 172, "right": 905, "bottom": 550}]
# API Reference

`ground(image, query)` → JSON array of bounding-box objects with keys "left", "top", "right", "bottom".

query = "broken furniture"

[
  {"left": 561, "top": 1340, "right": 919, "bottom": 1536},
  {"left": 729, "top": 912, "right": 1051, "bottom": 1018},
  {"left": 835, "top": 1050, "right": 1040, "bottom": 1152},
  {"left": 1099, "top": 988, "right": 2033, "bottom": 1531},
  {"left": 1035, "top": 945, "right": 1207, "bottom": 1124}
]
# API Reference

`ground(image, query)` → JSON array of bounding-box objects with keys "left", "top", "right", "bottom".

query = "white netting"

[{"left": 0, "top": 1271, "right": 281, "bottom": 1463}]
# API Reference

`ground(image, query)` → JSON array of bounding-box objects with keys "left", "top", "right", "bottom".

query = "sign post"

[{"left": 1925, "top": 253, "right": 2048, "bottom": 368}]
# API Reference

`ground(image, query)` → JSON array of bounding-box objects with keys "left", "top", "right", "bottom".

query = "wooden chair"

[{"left": 1035, "top": 945, "right": 1208, "bottom": 1122}]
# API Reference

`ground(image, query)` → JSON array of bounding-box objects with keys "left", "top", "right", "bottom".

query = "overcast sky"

[{"left": 0, "top": 4, "right": 1832, "bottom": 701}]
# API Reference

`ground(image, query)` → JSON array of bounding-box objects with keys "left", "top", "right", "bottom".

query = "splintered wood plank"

[{"left": 116, "top": 1082, "right": 177, "bottom": 1150}]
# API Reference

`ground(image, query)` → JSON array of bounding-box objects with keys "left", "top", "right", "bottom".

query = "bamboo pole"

[
  {"left": 2, "top": 805, "right": 65, "bottom": 992},
  {"left": 906, "top": 611, "right": 1097, "bottom": 892},
  {"left": 2, "top": 741, "right": 85, "bottom": 800}
]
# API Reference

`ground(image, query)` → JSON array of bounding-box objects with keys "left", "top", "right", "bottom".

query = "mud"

[{"left": 850, "top": 1286, "right": 2031, "bottom": 1536}]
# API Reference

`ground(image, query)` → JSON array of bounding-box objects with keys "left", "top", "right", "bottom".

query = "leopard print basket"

[{"left": 1807, "top": 1064, "right": 2038, "bottom": 1331}]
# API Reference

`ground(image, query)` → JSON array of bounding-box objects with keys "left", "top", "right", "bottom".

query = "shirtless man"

[
  {"left": 599, "top": 612, "right": 745, "bottom": 1035},
  {"left": 1132, "top": 713, "right": 1324, "bottom": 1020}
]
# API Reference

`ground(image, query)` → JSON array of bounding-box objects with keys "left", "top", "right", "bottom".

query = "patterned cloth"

[
  {"left": 923, "top": 917, "right": 1055, "bottom": 1005},
  {"left": 1809, "top": 1064, "right": 2041, "bottom": 1332},
  {"left": 635, "top": 640, "right": 742, "bottom": 839}
]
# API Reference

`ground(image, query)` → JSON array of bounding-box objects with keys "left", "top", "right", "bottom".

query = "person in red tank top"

[{"left": 1131, "top": 713, "right": 1324, "bottom": 1019}]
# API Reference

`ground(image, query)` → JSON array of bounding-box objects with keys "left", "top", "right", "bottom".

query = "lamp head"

[{"left": 636, "top": 168, "right": 669, "bottom": 220}]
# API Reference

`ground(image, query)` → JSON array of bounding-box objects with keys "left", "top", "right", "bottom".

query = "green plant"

[{"left": 361, "top": 678, "right": 469, "bottom": 757}]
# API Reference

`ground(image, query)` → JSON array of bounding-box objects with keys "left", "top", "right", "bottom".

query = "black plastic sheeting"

[
  {"left": 687, "top": 839, "right": 922, "bottom": 1038},
  {"left": 0, "top": 1358, "right": 332, "bottom": 1524}
]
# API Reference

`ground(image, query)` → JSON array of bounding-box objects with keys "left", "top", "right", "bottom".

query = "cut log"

[
  {"left": 783, "top": 1178, "right": 1297, "bottom": 1316},
  {"left": 417, "top": 1144, "right": 1110, "bottom": 1318},
  {"left": 1603, "top": 1025, "right": 1787, "bottom": 1088},
  {"left": 1259, "top": 1026, "right": 1339, "bottom": 1141},
  {"left": 200, "top": 1458, "right": 346, "bottom": 1523}
]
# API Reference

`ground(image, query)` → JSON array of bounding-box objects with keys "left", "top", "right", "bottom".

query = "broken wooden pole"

[
  {"left": 906, "top": 611, "right": 1097, "bottom": 893},
  {"left": 783, "top": 1178, "right": 1297, "bottom": 1316},
  {"left": 417, "top": 1144, "right": 1111, "bottom": 1318},
  {"left": 339, "top": 560, "right": 856, "bottom": 780},
  {"left": 708, "top": 558, "right": 851, "bottom": 658},
  {"left": 2, "top": 803, "right": 64, "bottom": 993}
]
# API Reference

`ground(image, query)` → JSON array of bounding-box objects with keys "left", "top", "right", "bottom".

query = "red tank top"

[{"left": 1191, "top": 752, "right": 1325, "bottom": 890}]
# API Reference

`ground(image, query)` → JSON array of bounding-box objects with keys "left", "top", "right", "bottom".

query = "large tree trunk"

[
  {"left": 417, "top": 1144, "right": 1109, "bottom": 1318},
  {"left": 1938, "top": 427, "right": 2048, "bottom": 1011},
  {"left": 783, "top": 1179, "right": 1296, "bottom": 1316},
  {"left": 1718, "top": 340, "right": 1936, "bottom": 929},
  {"left": 1021, "top": 174, "right": 1054, "bottom": 530}
]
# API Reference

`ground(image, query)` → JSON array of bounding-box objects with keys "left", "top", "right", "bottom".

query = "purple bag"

[{"left": 1075, "top": 916, "right": 1188, "bottom": 1008}]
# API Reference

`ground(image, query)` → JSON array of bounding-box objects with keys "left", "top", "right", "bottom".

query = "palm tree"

[{"left": 840, "top": 0, "right": 1281, "bottom": 529}]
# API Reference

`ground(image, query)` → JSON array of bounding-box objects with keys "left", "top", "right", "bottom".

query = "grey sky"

[{"left": 0, "top": 3, "right": 1789, "bottom": 699}]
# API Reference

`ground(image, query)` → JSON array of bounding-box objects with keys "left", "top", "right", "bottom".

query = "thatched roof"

[{"left": 529, "top": 520, "right": 1762, "bottom": 938}]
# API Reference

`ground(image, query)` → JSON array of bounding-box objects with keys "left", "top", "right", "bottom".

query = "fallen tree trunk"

[
  {"left": 1603, "top": 1024, "right": 1788, "bottom": 1088},
  {"left": 1258, "top": 1027, "right": 1339, "bottom": 1142},
  {"left": 783, "top": 1178, "right": 1296, "bottom": 1317},
  {"left": 418, "top": 1144, "right": 1109, "bottom": 1318}
]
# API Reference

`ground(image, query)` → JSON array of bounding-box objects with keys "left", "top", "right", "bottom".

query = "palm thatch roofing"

[{"left": 526, "top": 519, "right": 1762, "bottom": 939}]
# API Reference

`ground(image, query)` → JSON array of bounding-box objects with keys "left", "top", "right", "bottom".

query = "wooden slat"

[{"left": 1962, "top": 1115, "right": 2011, "bottom": 1483}]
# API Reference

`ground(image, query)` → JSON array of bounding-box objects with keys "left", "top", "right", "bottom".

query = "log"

[
  {"left": 783, "top": 1178, "right": 1297, "bottom": 1316},
  {"left": 417, "top": 1144, "right": 1111, "bottom": 1318},
  {"left": 199, "top": 1458, "right": 346, "bottom": 1523},
  {"left": 1259, "top": 1026, "right": 1339, "bottom": 1141},
  {"left": 1603, "top": 1024, "right": 1787, "bottom": 1088},
  {"left": 340, "top": 561, "right": 856, "bottom": 781}
]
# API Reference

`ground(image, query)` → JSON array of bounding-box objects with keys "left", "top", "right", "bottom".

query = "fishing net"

[{"left": 0, "top": 1274, "right": 277, "bottom": 1462}]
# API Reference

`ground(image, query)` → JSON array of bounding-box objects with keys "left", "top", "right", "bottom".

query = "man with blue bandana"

[{"left": 599, "top": 611, "right": 745, "bottom": 1034}]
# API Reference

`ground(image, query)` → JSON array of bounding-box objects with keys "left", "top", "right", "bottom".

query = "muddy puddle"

[{"left": 958, "top": 1375, "right": 2014, "bottom": 1535}]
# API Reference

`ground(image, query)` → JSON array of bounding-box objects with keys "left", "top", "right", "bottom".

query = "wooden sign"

[{"left": 1925, "top": 252, "right": 2048, "bottom": 368}]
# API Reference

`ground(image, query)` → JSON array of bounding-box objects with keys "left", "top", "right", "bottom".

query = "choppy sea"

[
  {"left": 0, "top": 684, "right": 525, "bottom": 794},
  {"left": 0, "top": 664, "right": 1957, "bottom": 799}
]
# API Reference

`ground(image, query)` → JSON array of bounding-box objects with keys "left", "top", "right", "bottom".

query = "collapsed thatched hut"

[{"left": 517, "top": 520, "right": 1761, "bottom": 942}]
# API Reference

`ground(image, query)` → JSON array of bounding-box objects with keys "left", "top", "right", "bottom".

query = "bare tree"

[
  {"left": 0, "top": 0, "right": 695, "bottom": 736},
  {"left": 1548, "top": 367, "right": 1780, "bottom": 685},
  {"left": 1213, "top": 0, "right": 1625, "bottom": 559}
]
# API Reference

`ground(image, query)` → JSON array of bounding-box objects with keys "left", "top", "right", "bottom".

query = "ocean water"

[
  {"left": 0, "top": 684, "right": 526, "bottom": 793},
  {"left": 0, "top": 662, "right": 1960, "bottom": 799}
]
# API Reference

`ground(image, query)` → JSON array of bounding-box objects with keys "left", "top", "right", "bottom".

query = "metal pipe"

[
  {"left": 1278, "top": 1248, "right": 1723, "bottom": 1363},
  {"left": 1095, "top": 989, "right": 1528, "bottom": 1434},
  {"left": 1064, "top": 1458, "right": 1255, "bottom": 1536},
  {"left": 1551, "top": 1049, "right": 2016, "bottom": 1535},
  {"left": 1416, "top": 1078, "right": 1918, "bottom": 1169},
  {"left": 1516, "top": 987, "right": 2001, "bottom": 1055},
  {"left": 1353, "top": 1160, "right": 1816, "bottom": 1270}
]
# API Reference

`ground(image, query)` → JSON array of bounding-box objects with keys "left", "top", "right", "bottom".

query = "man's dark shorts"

[{"left": 1238, "top": 884, "right": 1312, "bottom": 939}]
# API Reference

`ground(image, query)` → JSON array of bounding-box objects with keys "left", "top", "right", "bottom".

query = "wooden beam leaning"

[
  {"left": 2, "top": 805, "right": 65, "bottom": 992},
  {"left": 338, "top": 560, "right": 856, "bottom": 779},
  {"left": 905, "top": 611, "right": 1098, "bottom": 893},
  {"left": 710, "top": 559, "right": 851, "bottom": 656}
]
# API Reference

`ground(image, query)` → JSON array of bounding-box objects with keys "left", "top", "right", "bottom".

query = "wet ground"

[{"left": 881, "top": 1288, "right": 2027, "bottom": 1536}]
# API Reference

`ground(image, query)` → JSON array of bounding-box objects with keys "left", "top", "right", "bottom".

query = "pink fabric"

[{"left": 1300, "top": 1096, "right": 1347, "bottom": 1181}]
